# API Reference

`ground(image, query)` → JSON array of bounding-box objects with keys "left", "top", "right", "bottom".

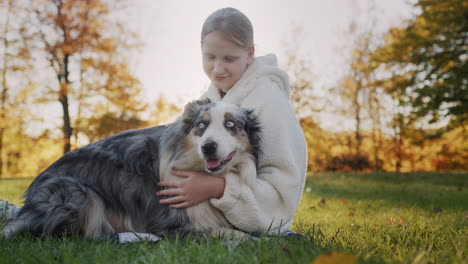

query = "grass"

[
  {"left": 0, "top": 177, "right": 34, "bottom": 205},
  {"left": 0, "top": 172, "right": 466, "bottom": 264}
]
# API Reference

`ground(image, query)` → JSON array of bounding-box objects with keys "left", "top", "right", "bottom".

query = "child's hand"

[{"left": 156, "top": 169, "right": 226, "bottom": 208}]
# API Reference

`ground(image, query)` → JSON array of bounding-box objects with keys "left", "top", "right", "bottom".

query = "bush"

[{"left": 325, "top": 154, "right": 371, "bottom": 172}]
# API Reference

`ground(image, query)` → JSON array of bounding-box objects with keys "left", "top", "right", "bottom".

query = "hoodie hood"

[{"left": 202, "top": 54, "right": 290, "bottom": 103}]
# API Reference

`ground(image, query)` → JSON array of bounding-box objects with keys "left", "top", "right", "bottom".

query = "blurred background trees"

[
  {"left": 0, "top": 0, "right": 466, "bottom": 178},
  {"left": 284, "top": 0, "right": 466, "bottom": 173},
  {"left": 0, "top": 0, "right": 178, "bottom": 177}
]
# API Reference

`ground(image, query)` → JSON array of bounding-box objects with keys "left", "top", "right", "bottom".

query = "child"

[
  {"left": 157, "top": 7, "right": 307, "bottom": 234},
  {"left": 1, "top": 7, "right": 307, "bottom": 236}
]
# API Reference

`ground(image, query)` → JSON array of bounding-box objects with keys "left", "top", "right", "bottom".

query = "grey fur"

[{"left": 2, "top": 100, "right": 261, "bottom": 238}]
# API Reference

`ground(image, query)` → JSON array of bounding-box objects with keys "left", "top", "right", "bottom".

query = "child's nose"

[{"left": 213, "top": 60, "right": 224, "bottom": 74}]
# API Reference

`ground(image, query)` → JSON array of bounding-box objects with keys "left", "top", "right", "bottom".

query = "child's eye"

[
  {"left": 225, "top": 121, "right": 235, "bottom": 128},
  {"left": 225, "top": 57, "right": 235, "bottom": 62}
]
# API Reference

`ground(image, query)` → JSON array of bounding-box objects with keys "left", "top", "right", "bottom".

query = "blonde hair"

[{"left": 201, "top": 7, "right": 254, "bottom": 49}]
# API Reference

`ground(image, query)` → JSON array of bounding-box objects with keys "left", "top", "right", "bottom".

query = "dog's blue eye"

[
  {"left": 225, "top": 121, "right": 235, "bottom": 128},
  {"left": 198, "top": 122, "right": 205, "bottom": 129}
]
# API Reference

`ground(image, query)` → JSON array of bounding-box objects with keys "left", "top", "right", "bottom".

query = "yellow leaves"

[
  {"left": 318, "top": 197, "right": 327, "bottom": 206},
  {"left": 338, "top": 198, "right": 349, "bottom": 204},
  {"left": 390, "top": 27, "right": 400, "bottom": 38},
  {"left": 310, "top": 252, "right": 357, "bottom": 264},
  {"left": 99, "top": 38, "right": 117, "bottom": 52},
  {"left": 62, "top": 44, "right": 74, "bottom": 54},
  {"left": 442, "top": 60, "right": 455, "bottom": 73},
  {"left": 387, "top": 216, "right": 410, "bottom": 228}
]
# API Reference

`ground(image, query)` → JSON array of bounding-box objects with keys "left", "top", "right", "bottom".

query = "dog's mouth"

[{"left": 206, "top": 151, "right": 236, "bottom": 172}]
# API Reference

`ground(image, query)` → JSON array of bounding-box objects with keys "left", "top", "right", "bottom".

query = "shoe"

[{"left": 0, "top": 199, "right": 13, "bottom": 222}]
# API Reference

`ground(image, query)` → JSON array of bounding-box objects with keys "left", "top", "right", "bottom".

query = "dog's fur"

[{"left": 2, "top": 100, "right": 261, "bottom": 238}]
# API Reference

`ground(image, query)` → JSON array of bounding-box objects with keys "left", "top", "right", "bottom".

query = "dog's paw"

[{"left": 1, "top": 220, "right": 26, "bottom": 239}]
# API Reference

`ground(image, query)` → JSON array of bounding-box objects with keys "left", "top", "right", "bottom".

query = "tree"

[
  {"left": 85, "top": 111, "right": 147, "bottom": 143},
  {"left": 282, "top": 25, "right": 328, "bottom": 172},
  {"left": 74, "top": 52, "right": 147, "bottom": 146},
  {"left": 336, "top": 23, "right": 376, "bottom": 159},
  {"left": 374, "top": 0, "right": 467, "bottom": 129},
  {"left": 347, "top": 33, "right": 388, "bottom": 170},
  {"left": 149, "top": 95, "right": 182, "bottom": 126},
  {"left": 282, "top": 26, "right": 321, "bottom": 120},
  {"left": 0, "top": 0, "right": 34, "bottom": 176},
  {"left": 31, "top": 0, "right": 143, "bottom": 153},
  {"left": 335, "top": 0, "right": 381, "bottom": 160},
  {"left": 336, "top": 2, "right": 397, "bottom": 170}
]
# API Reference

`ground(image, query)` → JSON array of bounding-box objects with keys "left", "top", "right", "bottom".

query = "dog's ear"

[
  {"left": 243, "top": 109, "right": 262, "bottom": 162},
  {"left": 181, "top": 99, "right": 211, "bottom": 133}
]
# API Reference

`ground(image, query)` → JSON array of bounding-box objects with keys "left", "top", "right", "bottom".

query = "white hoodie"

[{"left": 201, "top": 54, "right": 307, "bottom": 233}]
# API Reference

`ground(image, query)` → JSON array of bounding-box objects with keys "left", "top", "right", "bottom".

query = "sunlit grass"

[
  {"left": 293, "top": 172, "right": 467, "bottom": 263},
  {"left": 0, "top": 178, "right": 33, "bottom": 205},
  {"left": 0, "top": 173, "right": 466, "bottom": 263}
]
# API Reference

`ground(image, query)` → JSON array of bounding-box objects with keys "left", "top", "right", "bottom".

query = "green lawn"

[{"left": 0, "top": 172, "right": 466, "bottom": 264}]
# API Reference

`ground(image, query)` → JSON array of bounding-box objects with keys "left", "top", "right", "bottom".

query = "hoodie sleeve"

[{"left": 209, "top": 77, "right": 307, "bottom": 233}]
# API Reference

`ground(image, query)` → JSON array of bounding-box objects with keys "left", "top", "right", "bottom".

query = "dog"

[{"left": 2, "top": 99, "right": 261, "bottom": 238}]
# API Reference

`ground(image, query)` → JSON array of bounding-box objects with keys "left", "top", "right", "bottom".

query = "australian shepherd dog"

[{"left": 2, "top": 100, "right": 261, "bottom": 238}]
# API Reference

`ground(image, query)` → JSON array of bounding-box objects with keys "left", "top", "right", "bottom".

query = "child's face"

[{"left": 202, "top": 31, "right": 254, "bottom": 93}]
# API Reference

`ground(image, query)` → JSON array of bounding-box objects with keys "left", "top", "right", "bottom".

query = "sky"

[
  {"left": 25, "top": 0, "right": 416, "bottom": 136},
  {"left": 127, "top": 0, "right": 414, "bottom": 110}
]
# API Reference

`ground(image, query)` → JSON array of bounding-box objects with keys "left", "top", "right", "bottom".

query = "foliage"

[
  {"left": 149, "top": 95, "right": 183, "bottom": 126},
  {"left": 283, "top": 25, "right": 322, "bottom": 120},
  {"left": 336, "top": 33, "right": 375, "bottom": 157},
  {"left": 0, "top": 1, "right": 467, "bottom": 176},
  {"left": 300, "top": 118, "right": 333, "bottom": 172},
  {"left": 1, "top": 172, "right": 466, "bottom": 263},
  {"left": 295, "top": 0, "right": 468, "bottom": 173},
  {"left": 0, "top": 0, "right": 36, "bottom": 177},
  {"left": 28, "top": 0, "right": 145, "bottom": 153},
  {"left": 324, "top": 154, "right": 371, "bottom": 172},
  {"left": 299, "top": 125, "right": 467, "bottom": 173},
  {"left": 85, "top": 112, "right": 148, "bottom": 143},
  {"left": 3, "top": 130, "right": 62, "bottom": 178},
  {"left": 373, "top": 0, "right": 468, "bottom": 127}
]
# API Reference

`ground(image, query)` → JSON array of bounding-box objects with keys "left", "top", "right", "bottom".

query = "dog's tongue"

[
  {"left": 226, "top": 151, "right": 235, "bottom": 160},
  {"left": 207, "top": 159, "right": 222, "bottom": 169}
]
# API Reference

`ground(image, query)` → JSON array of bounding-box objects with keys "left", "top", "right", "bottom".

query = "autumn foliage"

[
  {"left": 0, "top": 0, "right": 466, "bottom": 178},
  {"left": 292, "top": 0, "right": 466, "bottom": 173}
]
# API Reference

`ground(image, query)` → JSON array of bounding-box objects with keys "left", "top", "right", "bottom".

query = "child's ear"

[{"left": 247, "top": 46, "right": 255, "bottom": 65}]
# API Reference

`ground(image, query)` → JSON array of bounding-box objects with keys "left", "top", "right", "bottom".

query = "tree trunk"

[
  {"left": 59, "top": 53, "right": 72, "bottom": 154},
  {"left": 369, "top": 83, "right": 382, "bottom": 171},
  {"left": 354, "top": 79, "right": 362, "bottom": 156},
  {"left": 59, "top": 89, "right": 72, "bottom": 154},
  {"left": 395, "top": 116, "right": 403, "bottom": 174}
]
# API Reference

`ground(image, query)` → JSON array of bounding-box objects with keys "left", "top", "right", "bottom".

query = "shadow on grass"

[
  {"left": 310, "top": 172, "right": 467, "bottom": 188},
  {"left": 306, "top": 172, "right": 468, "bottom": 212}
]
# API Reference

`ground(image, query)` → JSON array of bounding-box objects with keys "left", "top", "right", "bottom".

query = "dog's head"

[{"left": 182, "top": 99, "right": 261, "bottom": 173}]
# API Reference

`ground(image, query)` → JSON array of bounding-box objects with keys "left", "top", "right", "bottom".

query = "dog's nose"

[{"left": 201, "top": 141, "right": 217, "bottom": 155}]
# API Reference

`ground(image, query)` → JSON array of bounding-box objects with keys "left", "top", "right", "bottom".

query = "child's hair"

[{"left": 201, "top": 7, "right": 254, "bottom": 50}]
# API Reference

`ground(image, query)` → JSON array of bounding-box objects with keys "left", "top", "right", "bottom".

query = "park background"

[
  {"left": 0, "top": 0, "right": 466, "bottom": 178},
  {"left": 0, "top": 1, "right": 466, "bottom": 263},
  {"left": 0, "top": 0, "right": 466, "bottom": 177}
]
